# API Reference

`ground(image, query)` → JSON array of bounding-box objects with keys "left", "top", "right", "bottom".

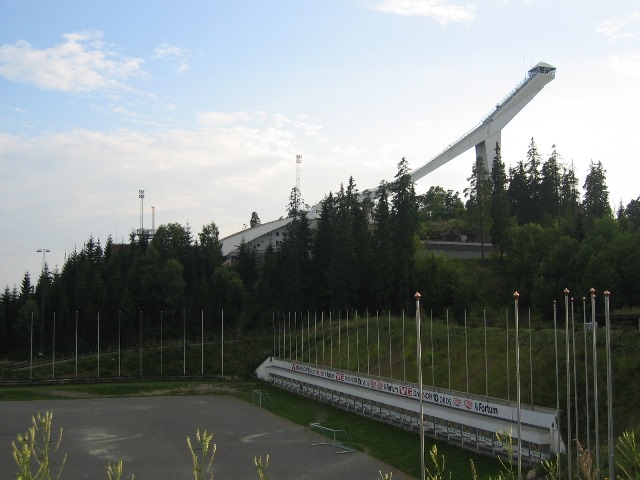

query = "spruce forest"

[{"left": 1, "top": 138, "right": 639, "bottom": 361}]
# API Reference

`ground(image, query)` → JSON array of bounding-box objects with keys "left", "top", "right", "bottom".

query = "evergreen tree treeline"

[{"left": 1, "top": 144, "right": 639, "bottom": 359}]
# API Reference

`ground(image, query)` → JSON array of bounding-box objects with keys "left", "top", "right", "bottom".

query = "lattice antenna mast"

[
  {"left": 296, "top": 154, "right": 304, "bottom": 207},
  {"left": 296, "top": 154, "right": 302, "bottom": 194},
  {"left": 138, "top": 189, "right": 145, "bottom": 234}
]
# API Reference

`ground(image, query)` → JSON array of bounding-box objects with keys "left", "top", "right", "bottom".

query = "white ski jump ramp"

[{"left": 411, "top": 62, "right": 556, "bottom": 180}]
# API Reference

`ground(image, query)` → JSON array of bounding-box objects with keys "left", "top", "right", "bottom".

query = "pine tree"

[
  {"left": 327, "top": 182, "right": 358, "bottom": 309},
  {"left": 540, "top": 145, "right": 562, "bottom": 223},
  {"left": 582, "top": 160, "right": 612, "bottom": 221},
  {"left": 278, "top": 210, "right": 312, "bottom": 309},
  {"left": 507, "top": 160, "right": 528, "bottom": 224},
  {"left": 311, "top": 192, "right": 337, "bottom": 309},
  {"left": 524, "top": 137, "right": 543, "bottom": 223},
  {"left": 197, "top": 222, "right": 224, "bottom": 281},
  {"left": 371, "top": 182, "right": 394, "bottom": 309},
  {"left": 559, "top": 163, "right": 580, "bottom": 229},
  {"left": 490, "top": 143, "right": 510, "bottom": 260},
  {"left": 252, "top": 243, "right": 279, "bottom": 322},
  {"left": 236, "top": 238, "right": 258, "bottom": 291},
  {"left": 286, "top": 186, "right": 302, "bottom": 217},
  {"left": 346, "top": 176, "right": 372, "bottom": 309},
  {"left": 391, "top": 157, "right": 418, "bottom": 308},
  {"left": 249, "top": 211, "right": 261, "bottom": 228},
  {"left": 619, "top": 197, "right": 640, "bottom": 232},
  {"left": 465, "top": 155, "right": 492, "bottom": 260},
  {"left": 20, "top": 272, "right": 34, "bottom": 301}
]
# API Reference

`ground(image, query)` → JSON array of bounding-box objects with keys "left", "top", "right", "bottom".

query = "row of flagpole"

[
  {"left": 27, "top": 309, "right": 227, "bottom": 379},
  {"left": 273, "top": 289, "right": 616, "bottom": 480},
  {"left": 273, "top": 307, "right": 556, "bottom": 403},
  {"left": 24, "top": 292, "right": 616, "bottom": 478},
  {"left": 504, "top": 290, "right": 613, "bottom": 480}
]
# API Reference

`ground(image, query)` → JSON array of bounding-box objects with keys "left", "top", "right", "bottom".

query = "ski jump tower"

[
  {"left": 410, "top": 62, "right": 555, "bottom": 181},
  {"left": 220, "top": 62, "right": 555, "bottom": 259}
]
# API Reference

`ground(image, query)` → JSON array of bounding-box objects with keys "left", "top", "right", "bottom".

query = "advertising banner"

[{"left": 286, "top": 361, "right": 505, "bottom": 419}]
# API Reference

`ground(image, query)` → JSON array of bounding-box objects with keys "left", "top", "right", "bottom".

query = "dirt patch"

[
  {"left": 142, "top": 384, "right": 239, "bottom": 396},
  {"left": 33, "top": 388, "right": 99, "bottom": 399}
]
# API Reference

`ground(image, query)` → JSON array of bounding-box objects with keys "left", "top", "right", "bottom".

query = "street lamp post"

[
  {"left": 36, "top": 248, "right": 50, "bottom": 356},
  {"left": 138, "top": 190, "right": 145, "bottom": 236}
]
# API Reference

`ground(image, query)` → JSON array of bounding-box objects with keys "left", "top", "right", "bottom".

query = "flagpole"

[
  {"left": 484, "top": 309, "right": 488, "bottom": 398},
  {"left": 415, "top": 292, "right": 425, "bottom": 480},
  {"left": 553, "top": 300, "right": 559, "bottom": 479},
  {"left": 604, "top": 291, "right": 614, "bottom": 480},
  {"left": 506, "top": 308, "right": 511, "bottom": 402},
  {"left": 464, "top": 309, "right": 469, "bottom": 394},
  {"left": 572, "top": 297, "right": 579, "bottom": 469},
  {"left": 514, "top": 292, "right": 522, "bottom": 480},
  {"left": 446, "top": 310, "right": 451, "bottom": 394},
  {"left": 583, "top": 297, "right": 590, "bottom": 452},
  {"left": 388, "top": 311, "right": 393, "bottom": 380},
  {"left": 564, "top": 288, "right": 572, "bottom": 480},
  {"left": 591, "top": 288, "right": 600, "bottom": 476}
]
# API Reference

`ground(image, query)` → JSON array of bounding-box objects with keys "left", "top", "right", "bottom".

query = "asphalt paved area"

[{"left": 0, "top": 395, "right": 411, "bottom": 479}]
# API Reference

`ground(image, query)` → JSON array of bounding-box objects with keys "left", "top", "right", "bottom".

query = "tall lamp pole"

[
  {"left": 36, "top": 248, "right": 50, "bottom": 356},
  {"left": 138, "top": 189, "right": 145, "bottom": 236}
]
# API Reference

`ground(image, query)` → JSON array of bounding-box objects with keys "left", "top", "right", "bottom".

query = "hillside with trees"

[{"left": 1, "top": 140, "right": 639, "bottom": 360}]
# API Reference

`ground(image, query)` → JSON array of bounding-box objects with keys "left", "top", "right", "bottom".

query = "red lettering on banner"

[{"left": 399, "top": 386, "right": 413, "bottom": 396}]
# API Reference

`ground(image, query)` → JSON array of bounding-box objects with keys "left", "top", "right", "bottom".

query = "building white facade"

[{"left": 220, "top": 207, "right": 321, "bottom": 261}]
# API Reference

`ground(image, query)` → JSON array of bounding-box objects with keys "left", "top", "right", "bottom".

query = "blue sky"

[{"left": 1, "top": 0, "right": 639, "bottom": 289}]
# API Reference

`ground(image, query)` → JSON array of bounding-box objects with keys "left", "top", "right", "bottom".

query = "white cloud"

[
  {"left": 597, "top": 12, "right": 640, "bottom": 42},
  {"left": 153, "top": 43, "right": 191, "bottom": 74},
  {"left": 197, "top": 111, "right": 253, "bottom": 126},
  {"left": 0, "top": 110, "right": 329, "bottom": 223},
  {"left": 368, "top": 0, "right": 476, "bottom": 25},
  {"left": 608, "top": 52, "right": 640, "bottom": 79},
  {"left": 0, "top": 31, "right": 145, "bottom": 92}
]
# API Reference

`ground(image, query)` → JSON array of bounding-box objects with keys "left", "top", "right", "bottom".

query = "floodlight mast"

[
  {"left": 296, "top": 154, "right": 302, "bottom": 194},
  {"left": 138, "top": 189, "right": 145, "bottom": 236}
]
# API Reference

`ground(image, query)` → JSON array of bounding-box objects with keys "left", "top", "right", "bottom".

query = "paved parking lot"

[{"left": 0, "top": 395, "right": 411, "bottom": 479}]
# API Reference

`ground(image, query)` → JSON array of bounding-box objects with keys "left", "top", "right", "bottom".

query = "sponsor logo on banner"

[
  {"left": 399, "top": 386, "right": 413, "bottom": 397},
  {"left": 284, "top": 361, "right": 502, "bottom": 418}
]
